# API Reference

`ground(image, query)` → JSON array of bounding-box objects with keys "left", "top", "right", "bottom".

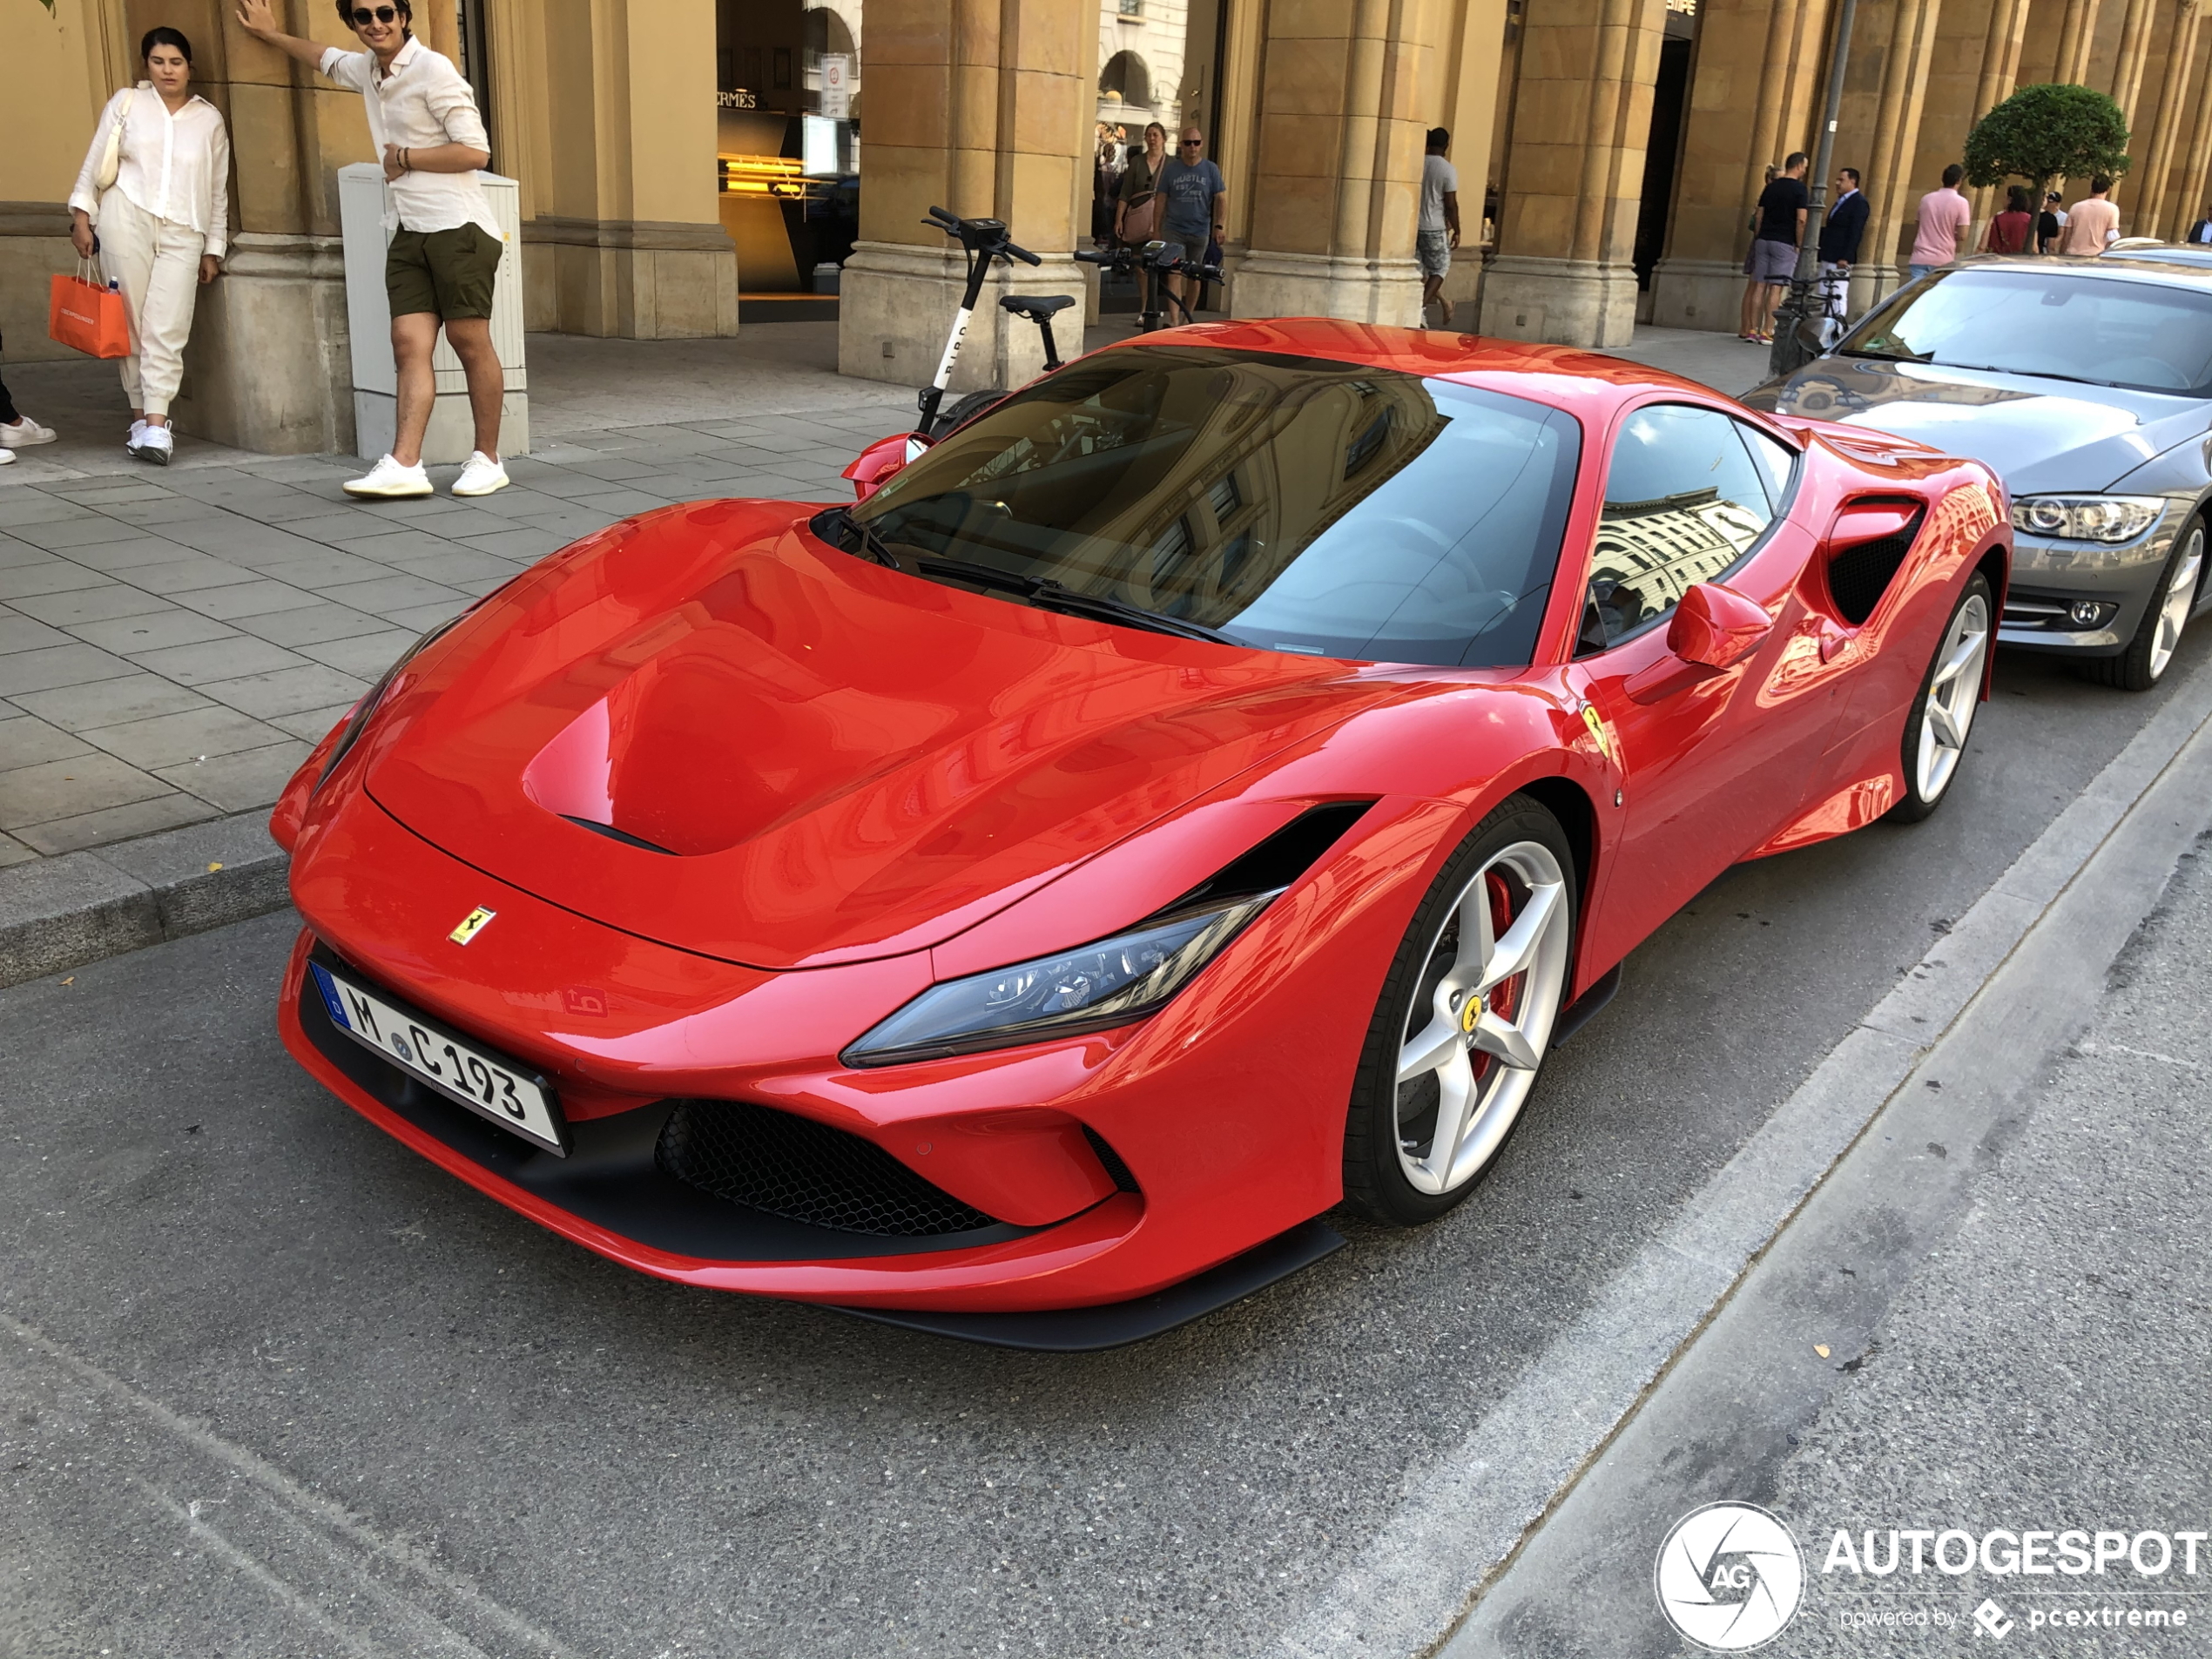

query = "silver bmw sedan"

[{"left": 1744, "top": 255, "right": 2212, "bottom": 690}]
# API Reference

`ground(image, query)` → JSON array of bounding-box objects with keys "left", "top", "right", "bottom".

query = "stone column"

[
  {"left": 2129, "top": 1, "right": 2202, "bottom": 233},
  {"left": 2164, "top": 21, "right": 2212, "bottom": 228},
  {"left": 1915, "top": 0, "right": 2031, "bottom": 244},
  {"left": 1858, "top": 0, "right": 1945, "bottom": 307},
  {"left": 2054, "top": 0, "right": 2103, "bottom": 78},
  {"left": 513, "top": 0, "right": 736, "bottom": 339},
  {"left": 1433, "top": 0, "right": 1511, "bottom": 324},
  {"left": 1480, "top": 0, "right": 1669, "bottom": 347},
  {"left": 2108, "top": 0, "right": 2159, "bottom": 111},
  {"left": 172, "top": 0, "right": 387, "bottom": 454},
  {"left": 1231, "top": 0, "right": 1452, "bottom": 326},
  {"left": 836, "top": 0, "right": 1088, "bottom": 394},
  {"left": 1649, "top": 0, "right": 1831, "bottom": 332}
]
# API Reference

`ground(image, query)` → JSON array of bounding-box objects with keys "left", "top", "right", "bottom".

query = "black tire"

[
  {"left": 1341, "top": 795, "right": 1577, "bottom": 1227},
  {"left": 928, "top": 388, "right": 1007, "bottom": 439},
  {"left": 2080, "top": 516, "right": 2205, "bottom": 692},
  {"left": 1888, "top": 571, "right": 1994, "bottom": 824}
]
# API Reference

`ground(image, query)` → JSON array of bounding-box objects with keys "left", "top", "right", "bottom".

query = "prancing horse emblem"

[{"left": 448, "top": 906, "right": 496, "bottom": 946}]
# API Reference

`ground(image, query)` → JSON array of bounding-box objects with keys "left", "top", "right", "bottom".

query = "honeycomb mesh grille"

[
  {"left": 1827, "top": 513, "right": 1923, "bottom": 626},
  {"left": 656, "top": 1100, "right": 1004, "bottom": 1237}
]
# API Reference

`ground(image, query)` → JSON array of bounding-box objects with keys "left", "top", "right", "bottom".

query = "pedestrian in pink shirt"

[{"left": 1909, "top": 164, "right": 1973, "bottom": 282}]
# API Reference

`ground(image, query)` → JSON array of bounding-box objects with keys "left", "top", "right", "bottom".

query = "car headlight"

[
  {"left": 2009, "top": 496, "right": 2164, "bottom": 543},
  {"left": 313, "top": 614, "right": 464, "bottom": 793},
  {"left": 842, "top": 891, "right": 1279, "bottom": 1067}
]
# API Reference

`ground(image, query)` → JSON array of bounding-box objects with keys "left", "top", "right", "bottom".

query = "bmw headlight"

[
  {"left": 2009, "top": 496, "right": 2164, "bottom": 543},
  {"left": 842, "top": 891, "right": 1280, "bottom": 1067}
]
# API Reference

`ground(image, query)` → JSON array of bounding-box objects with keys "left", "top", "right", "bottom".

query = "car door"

[{"left": 1566, "top": 401, "right": 1850, "bottom": 970}]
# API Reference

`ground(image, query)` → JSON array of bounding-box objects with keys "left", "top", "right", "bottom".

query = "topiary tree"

[{"left": 1966, "top": 83, "right": 2130, "bottom": 212}]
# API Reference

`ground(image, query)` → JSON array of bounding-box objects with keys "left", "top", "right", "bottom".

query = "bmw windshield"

[
  {"left": 1838, "top": 266, "right": 2212, "bottom": 396},
  {"left": 842, "top": 345, "right": 1583, "bottom": 667}
]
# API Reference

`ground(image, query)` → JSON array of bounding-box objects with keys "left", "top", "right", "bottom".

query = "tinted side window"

[
  {"left": 1580, "top": 404, "right": 1777, "bottom": 652},
  {"left": 1736, "top": 421, "right": 1798, "bottom": 510}
]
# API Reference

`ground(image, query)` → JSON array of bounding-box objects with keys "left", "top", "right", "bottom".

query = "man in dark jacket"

[{"left": 1814, "top": 167, "right": 1867, "bottom": 334}]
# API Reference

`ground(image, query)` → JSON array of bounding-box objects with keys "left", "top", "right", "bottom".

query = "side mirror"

[
  {"left": 1667, "top": 582, "right": 1773, "bottom": 671},
  {"left": 843, "top": 432, "right": 927, "bottom": 502}
]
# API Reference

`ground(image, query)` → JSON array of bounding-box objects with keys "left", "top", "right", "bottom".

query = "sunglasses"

[
  {"left": 350, "top": 6, "right": 401, "bottom": 23},
  {"left": 1180, "top": 139, "right": 1203, "bottom": 148}
]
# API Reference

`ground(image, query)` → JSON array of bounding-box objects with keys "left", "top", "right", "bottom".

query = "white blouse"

[{"left": 68, "top": 84, "right": 232, "bottom": 258}]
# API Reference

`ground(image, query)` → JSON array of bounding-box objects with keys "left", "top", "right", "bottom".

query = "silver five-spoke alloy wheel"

[
  {"left": 1914, "top": 589, "right": 1991, "bottom": 805},
  {"left": 2149, "top": 523, "right": 2204, "bottom": 684},
  {"left": 1393, "top": 841, "right": 1573, "bottom": 1196}
]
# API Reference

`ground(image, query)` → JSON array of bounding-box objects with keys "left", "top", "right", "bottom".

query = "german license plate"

[{"left": 309, "top": 961, "right": 567, "bottom": 1156}]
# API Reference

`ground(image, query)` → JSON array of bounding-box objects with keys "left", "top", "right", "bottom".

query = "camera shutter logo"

[{"left": 1655, "top": 1503, "right": 1805, "bottom": 1651}]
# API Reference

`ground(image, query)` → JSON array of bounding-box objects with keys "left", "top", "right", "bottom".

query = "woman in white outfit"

[{"left": 66, "top": 27, "right": 230, "bottom": 467}]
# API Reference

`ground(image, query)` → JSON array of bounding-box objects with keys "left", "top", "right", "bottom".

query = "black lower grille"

[{"left": 656, "top": 1099, "right": 1004, "bottom": 1237}]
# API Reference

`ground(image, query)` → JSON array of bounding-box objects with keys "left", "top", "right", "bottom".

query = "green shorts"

[{"left": 386, "top": 223, "right": 502, "bottom": 321}]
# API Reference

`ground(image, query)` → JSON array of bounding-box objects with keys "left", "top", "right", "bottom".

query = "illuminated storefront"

[{"left": 716, "top": 0, "right": 861, "bottom": 300}]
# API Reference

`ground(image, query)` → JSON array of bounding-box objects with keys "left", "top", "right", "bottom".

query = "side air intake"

[{"left": 1826, "top": 502, "right": 1925, "bottom": 627}]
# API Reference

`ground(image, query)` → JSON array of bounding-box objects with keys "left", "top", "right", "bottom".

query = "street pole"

[{"left": 1767, "top": 0, "right": 1860, "bottom": 381}]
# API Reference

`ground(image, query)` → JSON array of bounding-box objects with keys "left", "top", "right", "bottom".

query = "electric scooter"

[{"left": 914, "top": 206, "right": 1076, "bottom": 442}]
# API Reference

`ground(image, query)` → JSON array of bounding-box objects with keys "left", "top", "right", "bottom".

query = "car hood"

[
  {"left": 1757, "top": 357, "right": 2207, "bottom": 491},
  {"left": 365, "top": 502, "right": 1406, "bottom": 970}
]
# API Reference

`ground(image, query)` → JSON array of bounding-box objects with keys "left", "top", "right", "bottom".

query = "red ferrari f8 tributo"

[{"left": 272, "top": 320, "right": 2007, "bottom": 1346}]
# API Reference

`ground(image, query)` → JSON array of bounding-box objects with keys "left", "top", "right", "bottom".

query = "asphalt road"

[{"left": 3, "top": 627, "right": 2209, "bottom": 1659}]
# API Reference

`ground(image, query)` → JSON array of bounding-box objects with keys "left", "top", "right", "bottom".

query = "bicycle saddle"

[{"left": 999, "top": 293, "right": 1076, "bottom": 321}]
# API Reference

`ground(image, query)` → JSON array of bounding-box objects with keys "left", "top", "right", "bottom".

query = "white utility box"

[{"left": 338, "top": 162, "right": 529, "bottom": 462}]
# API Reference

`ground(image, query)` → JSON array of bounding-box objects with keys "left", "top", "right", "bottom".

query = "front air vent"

[
  {"left": 656, "top": 1099, "right": 1005, "bottom": 1236},
  {"left": 562, "top": 815, "right": 677, "bottom": 854},
  {"left": 1826, "top": 504, "right": 1925, "bottom": 626},
  {"left": 1166, "top": 800, "right": 1375, "bottom": 913}
]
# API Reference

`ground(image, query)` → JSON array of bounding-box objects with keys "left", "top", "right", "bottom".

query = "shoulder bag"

[{"left": 93, "top": 87, "right": 137, "bottom": 194}]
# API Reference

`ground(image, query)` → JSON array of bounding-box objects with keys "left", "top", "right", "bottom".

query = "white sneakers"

[
  {"left": 128, "top": 422, "right": 174, "bottom": 466},
  {"left": 0, "top": 416, "right": 56, "bottom": 448},
  {"left": 0, "top": 448, "right": 13, "bottom": 468},
  {"left": 343, "top": 452, "right": 508, "bottom": 498},
  {"left": 343, "top": 454, "right": 433, "bottom": 498},
  {"left": 451, "top": 450, "right": 509, "bottom": 497}
]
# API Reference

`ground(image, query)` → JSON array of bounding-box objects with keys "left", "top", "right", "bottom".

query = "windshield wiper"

[
  {"left": 914, "top": 554, "right": 1238, "bottom": 646},
  {"left": 818, "top": 506, "right": 903, "bottom": 570},
  {"left": 1838, "top": 347, "right": 1931, "bottom": 362},
  {"left": 1939, "top": 362, "right": 2118, "bottom": 388}
]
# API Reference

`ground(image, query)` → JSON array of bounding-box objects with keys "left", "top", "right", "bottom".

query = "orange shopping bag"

[{"left": 49, "top": 260, "right": 132, "bottom": 359}]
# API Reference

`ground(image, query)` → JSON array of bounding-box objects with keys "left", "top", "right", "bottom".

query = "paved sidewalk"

[
  {"left": 0, "top": 327, "right": 911, "bottom": 867},
  {"left": 0, "top": 320, "right": 1751, "bottom": 868}
]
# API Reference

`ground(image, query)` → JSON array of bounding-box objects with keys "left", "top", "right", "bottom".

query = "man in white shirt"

[
  {"left": 237, "top": 0, "right": 509, "bottom": 499},
  {"left": 1418, "top": 128, "right": 1461, "bottom": 327}
]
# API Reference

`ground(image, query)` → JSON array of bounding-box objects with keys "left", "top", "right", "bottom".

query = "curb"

[{"left": 0, "top": 813, "right": 291, "bottom": 989}]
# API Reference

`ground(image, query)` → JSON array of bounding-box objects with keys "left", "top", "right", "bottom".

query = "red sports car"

[{"left": 271, "top": 320, "right": 2007, "bottom": 1347}]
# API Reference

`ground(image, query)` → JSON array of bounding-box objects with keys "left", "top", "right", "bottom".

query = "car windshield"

[
  {"left": 850, "top": 345, "right": 1583, "bottom": 666},
  {"left": 1836, "top": 266, "right": 2212, "bottom": 395}
]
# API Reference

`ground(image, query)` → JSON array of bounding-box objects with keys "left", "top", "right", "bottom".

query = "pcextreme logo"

[{"left": 1656, "top": 1503, "right": 1806, "bottom": 1651}]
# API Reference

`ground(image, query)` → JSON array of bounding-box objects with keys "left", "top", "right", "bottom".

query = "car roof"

[
  {"left": 1089, "top": 317, "right": 1730, "bottom": 424},
  {"left": 1947, "top": 251, "right": 2212, "bottom": 289}
]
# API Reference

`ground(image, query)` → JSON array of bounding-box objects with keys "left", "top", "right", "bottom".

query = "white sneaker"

[
  {"left": 130, "top": 423, "right": 174, "bottom": 466},
  {"left": 0, "top": 416, "right": 56, "bottom": 447},
  {"left": 0, "top": 448, "right": 14, "bottom": 468},
  {"left": 344, "top": 454, "right": 433, "bottom": 498},
  {"left": 127, "top": 417, "right": 146, "bottom": 450},
  {"left": 451, "top": 450, "right": 509, "bottom": 497}
]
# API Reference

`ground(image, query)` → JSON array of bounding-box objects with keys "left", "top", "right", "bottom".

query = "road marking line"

[
  {"left": 0, "top": 1310, "right": 583, "bottom": 1659},
  {"left": 1269, "top": 657, "right": 2212, "bottom": 1659}
]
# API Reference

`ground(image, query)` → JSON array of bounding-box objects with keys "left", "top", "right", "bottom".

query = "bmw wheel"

[
  {"left": 1888, "top": 571, "right": 1993, "bottom": 822},
  {"left": 2082, "top": 517, "right": 2204, "bottom": 692},
  {"left": 1342, "top": 798, "right": 1576, "bottom": 1225}
]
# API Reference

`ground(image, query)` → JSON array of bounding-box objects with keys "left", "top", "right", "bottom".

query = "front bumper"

[
  {"left": 279, "top": 788, "right": 1386, "bottom": 1313},
  {"left": 1998, "top": 503, "right": 2188, "bottom": 653}
]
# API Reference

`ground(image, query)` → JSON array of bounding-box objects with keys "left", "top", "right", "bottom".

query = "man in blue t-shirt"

[{"left": 1157, "top": 125, "right": 1226, "bottom": 318}]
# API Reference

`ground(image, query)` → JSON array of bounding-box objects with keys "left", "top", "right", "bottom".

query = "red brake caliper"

[{"left": 1471, "top": 870, "right": 1521, "bottom": 1084}]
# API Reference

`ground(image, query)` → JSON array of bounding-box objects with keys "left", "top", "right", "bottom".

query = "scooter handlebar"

[
  {"left": 926, "top": 205, "right": 961, "bottom": 228},
  {"left": 1003, "top": 241, "right": 1042, "bottom": 266}
]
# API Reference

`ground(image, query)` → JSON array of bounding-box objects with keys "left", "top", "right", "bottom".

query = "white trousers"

[{"left": 97, "top": 187, "right": 205, "bottom": 418}]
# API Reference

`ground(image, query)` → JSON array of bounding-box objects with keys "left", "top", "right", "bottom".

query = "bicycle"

[{"left": 1074, "top": 240, "right": 1224, "bottom": 330}]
